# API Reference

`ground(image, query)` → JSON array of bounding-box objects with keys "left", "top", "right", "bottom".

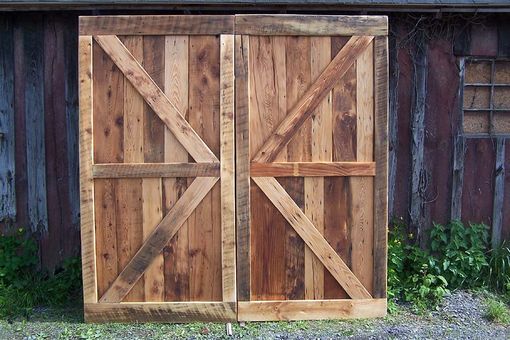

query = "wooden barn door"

[
  {"left": 79, "top": 16, "right": 236, "bottom": 322},
  {"left": 235, "top": 15, "right": 389, "bottom": 321}
]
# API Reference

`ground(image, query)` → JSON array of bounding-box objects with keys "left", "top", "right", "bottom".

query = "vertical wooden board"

[
  {"left": 0, "top": 16, "right": 15, "bottom": 223},
  {"left": 351, "top": 41, "right": 374, "bottom": 294},
  {"left": 235, "top": 35, "right": 251, "bottom": 302},
  {"left": 249, "top": 35, "right": 287, "bottom": 300},
  {"left": 163, "top": 35, "right": 190, "bottom": 302},
  {"left": 220, "top": 34, "right": 236, "bottom": 303},
  {"left": 142, "top": 35, "right": 165, "bottom": 302},
  {"left": 92, "top": 39, "right": 124, "bottom": 298},
  {"left": 79, "top": 35, "right": 97, "bottom": 304},
  {"left": 304, "top": 36, "right": 331, "bottom": 300},
  {"left": 502, "top": 139, "right": 510, "bottom": 242},
  {"left": 118, "top": 36, "right": 144, "bottom": 302},
  {"left": 188, "top": 35, "right": 222, "bottom": 301},
  {"left": 324, "top": 36, "right": 356, "bottom": 298},
  {"left": 283, "top": 36, "right": 311, "bottom": 300},
  {"left": 24, "top": 17, "right": 48, "bottom": 233},
  {"left": 42, "top": 16, "right": 71, "bottom": 272},
  {"left": 373, "top": 36, "right": 388, "bottom": 298}
]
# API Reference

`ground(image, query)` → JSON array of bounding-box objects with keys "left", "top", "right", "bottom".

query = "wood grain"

[
  {"left": 238, "top": 299, "right": 386, "bottom": 321},
  {"left": 235, "top": 15, "right": 388, "bottom": 36},
  {"left": 253, "top": 177, "right": 371, "bottom": 299},
  {"left": 93, "top": 35, "right": 217, "bottom": 163},
  {"left": 252, "top": 36, "right": 374, "bottom": 163},
  {"left": 250, "top": 162, "right": 375, "bottom": 177},
  {"left": 99, "top": 177, "right": 218, "bottom": 303},
  {"left": 92, "top": 163, "right": 220, "bottom": 178},
  {"left": 80, "top": 15, "right": 234, "bottom": 35},
  {"left": 78, "top": 35, "right": 97, "bottom": 305},
  {"left": 85, "top": 302, "right": 236, "bottom": 323},
  {"left": 220, "top": 34, "right": 236, "bottom": 303}
]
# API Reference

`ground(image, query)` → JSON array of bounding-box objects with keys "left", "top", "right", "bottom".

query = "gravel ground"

[{"left": 0, "top": 291, "right": 508, "bottom": 339}]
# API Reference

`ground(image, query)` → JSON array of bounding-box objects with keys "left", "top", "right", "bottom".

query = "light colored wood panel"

[
  {"left": 163, "top": 35, "right": 190, "bottom": 302},
  {"left": 305, "top": 37, "right": 331, "bottom": 300},
  {"left": 252, "top": 36, "right": 374, "bottom": 163},
  {"left": 99, "top": 177, "right": 218, "bottom": 303},
  {"left": 373, "top": 36, "right": 388, "bottom": 299},
  {"left": 351, "top": 41, "right": 375, "bottom": 295},
  {"left": 85, "top": 302, "right": 236, "bottom": 323},
  {"left": 220, "top": 34, "right": 236, "bottom": 303},
  {"left": 237, "top": 299, "right": 386, "bottom": 321},
  {"left": 92, "top": 163, "right": 220, "bottom": 178},
  {"left": 235, "top": 15, "right": 388, "bottom": 36},
  {"left": 80, "top": 15, "right": 234, "bottom": 35},
  {"left": 250, "top": 162, "right": 376, "bottom": 177},
  {"left": 78, "top": 35, "right": 97, "bottom": 304},
  {"left": 253, "top": 177, "right": 371, "bottom": 299},
  {"left": 93, "top": 35, "right": 217, "bottom": 163},
  {"left": 235, "top": 35, "right": 251, "bottom": 302}
]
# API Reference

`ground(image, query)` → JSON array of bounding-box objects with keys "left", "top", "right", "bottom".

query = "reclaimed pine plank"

[
  {"left": 351, "top": 40, "right": 374, "bottom": 295},
  {"left": 0, "top": 16, "right": 15, "bottom": 223},
  {"left": 80, "top": 15, "right": 234, "bottom": 36},
  {"left": 220, "top": 34, "right": 236, "bottom": 303},
  {"left": 142, "top": 35, "right": 165, "bottom": 302},
  {"left": 234, "top": 15, "right": 388, "bottom": 36},
  {"left": 249, "top": 35, "right": 287, "bottom": 301},
  {"left": 163, "top": 34, "right": 190, "bottom": 302},
  {"left": 251, "top": 36, "right": 373, "bottom": 163},
  {"left": 188, "top": 35, "right": 222, "bottom": 301},
  {"left": 92, "top": 38, "right": 124, "bottom": 298},
  {"left": 79, "top": 35, "right": 97, "bottom": 305},
  {"left": 92, "top": 163, "right": 219, "bottom": 178},
  {"left": 99, "top": 177, "right": 218, "bottom": 303},
  {"left": 93, "top": 35, "right": 217, "bottom": 163},
  {"left": 235, "top": 34, "right": 251, "bottom": 302},
  {"left": 373, "top": 36, "right": 388, "bottom": 299},
  {"left": 118, "top": 35, "right": 144, "bottom": 302},
  {"left": 305, "top": 36, "right": 331, "bottom": 300},
  {"left": 253, "top": 177, "right": 371, "bottom": 299},
  {"left": 250, "top": 162, "right": 375, "bottom": 177}
]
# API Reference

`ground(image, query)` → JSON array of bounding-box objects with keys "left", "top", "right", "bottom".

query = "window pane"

[
  {"left": 465, "top": 61, "right": 491, "bottom": 84},
  {"left": 463, "top": 111, "right": 490, "bottom": 134},
  {"left": 495, "top": 61, "right": 510, "bottom": 84},
  {"left": 493, "top": 87, "right": 510, "bottom": 110},
  {"left": 463, "top": 86, "right": 490, "bottom": 109}
]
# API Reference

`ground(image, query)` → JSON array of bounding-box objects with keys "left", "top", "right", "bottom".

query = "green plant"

[
  {"left": 430, "top": 221, "right": 489, "bottom": 289},
  {"left": 483, "top": 241, "right": 510, "bottom": 294},
  {"left": 484, "top": 297, "right": 510, "bottom": 325},
  {"left": 0, "top": 229, "right": 82, "bottom": 318}
]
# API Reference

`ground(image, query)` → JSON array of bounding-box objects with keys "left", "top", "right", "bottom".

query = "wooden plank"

[
  {"left": 188, "top": 35, "right": 222, "bottom": 301},
  {"left": 373, "top": 36, "right": 388, "bottom": 299},
  {"left": 235, "top": 34, "right": 250, "bottom": 302},
  {"left": 451, "top": 58, "right": 465, "bottom": 221},
  {"left": 305, "top": 36, "right": 331, "bottom": 300},
  {"left": 0, "top": 16, "right": 16, "bottom": 222},
  {"left": 235, "top": 15, "right": 387, "bottom": 36},
  {"left": 350, "top": 40, "right": 374, "bottom": 295},
  {"left": 162, "top": 35, "right": 190, "bottom": 302},
  {"left": 80, "top": 15, "right": 234, "bottom": 36},
  {"left": 492, "top": 137, "right": 505, "bottom": 248},
  {"left": 250, "top": 162, "right": 375, "bottom": 177},
  {"left": 220, "top": 34, "right": 236, "bottom": 303},
  {"left": 92, "top": 36, "right": 124, "bottom": 298},
  {"left": 79, "top": 35, "right": 97, "bottom": 305},
  {"left": 92, "top": 163, "right": 220, "bottom": 178},
  {"left": 85, "top": 302, "right": 236, "bottom": 323},
  {"left": 99, "top": 177, "right": 218, "bottom": 303},
  {"left": 253, "top": 177, "right": 371, "bottom": 299},
  {"left": 252, "top": 36, "right": 374, "bottom": 163},
  {"left": 142, "top": 35, "right": 165, "bottom": 302},
  {"left": 238, "top": 299, "right": 386, "bottom": 321},
  {"left": 93, "top": 35, "right": 217, "bottom": 163},
  {"left": 118, "top": 35, "right": 144, "bottom": 302},
  {"left": 249, "top": 35, "right": 288, "bottom": 301},
  {"left": 388, "top": 33, "right": 398, "bottom": 218},
  {"left": 24, "top": 18, "right": 48, "bottom": 232}
]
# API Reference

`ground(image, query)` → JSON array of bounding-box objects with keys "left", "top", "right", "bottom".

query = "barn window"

[{"left": 462, "top": 58, "right": 510, "bottom": 135}]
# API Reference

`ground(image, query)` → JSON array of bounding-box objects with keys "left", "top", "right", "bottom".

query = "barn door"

[
  {"left": 79, "top": 16, "right": 236, "bottom": 322},
  {"left": 235, "top": 15, "right": 388, "bottom": 321}
]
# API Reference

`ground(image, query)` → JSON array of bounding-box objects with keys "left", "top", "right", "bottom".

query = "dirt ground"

[{"left": 0, "top": 291, "right": 508, "bottom": 339}]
